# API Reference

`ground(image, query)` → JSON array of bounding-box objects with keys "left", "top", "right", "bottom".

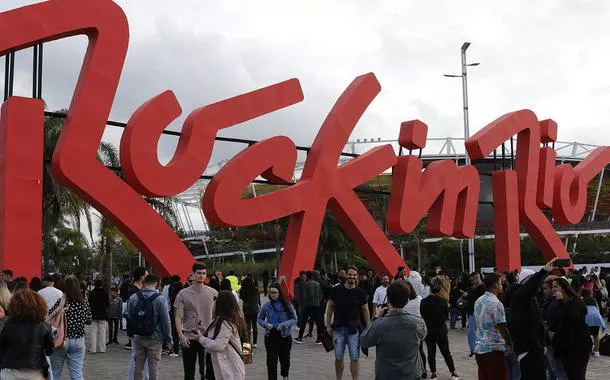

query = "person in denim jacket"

[{"left": 257, "top": 283, "right": 297, "bottom": 380}]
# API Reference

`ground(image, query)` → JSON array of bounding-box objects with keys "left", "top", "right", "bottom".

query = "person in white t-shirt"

[
  {"left": 38, "top": 274, "right": 63, "bottom": 312},
  {"left": 372, "top": 275, "right": 390, "bottom": 316}
]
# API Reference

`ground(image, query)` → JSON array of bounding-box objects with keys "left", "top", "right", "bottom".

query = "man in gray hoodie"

[{"left": 361, "top": 280, "right": 427, "bottom": 380}]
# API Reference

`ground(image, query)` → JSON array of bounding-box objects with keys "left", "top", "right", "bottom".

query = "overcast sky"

[{"left": 2, "top": 0, "right": 610, "bottom": 230}]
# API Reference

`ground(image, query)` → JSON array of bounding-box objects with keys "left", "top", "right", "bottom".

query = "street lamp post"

[{"left": 444, "top": 42, "right": 479, "bottom": 274}]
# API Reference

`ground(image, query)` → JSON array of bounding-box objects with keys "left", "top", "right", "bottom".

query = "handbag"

[
  {"left": 321, "top": 331, "right": 334, "bottom": 353},
  {"left": 206, "top": 318, "right": 252, "bottom": 364},
  {"left": 47, "top": 296, "right": 67, "bottom": 350}
]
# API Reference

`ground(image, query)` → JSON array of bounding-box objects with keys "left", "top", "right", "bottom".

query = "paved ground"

[{"left": 74, "top": 324, "right": 610, "bottom": 380}]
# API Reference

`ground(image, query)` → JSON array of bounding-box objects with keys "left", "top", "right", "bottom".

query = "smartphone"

[{"left": 553, "top": 258, "right": 571, "bottom": 267}]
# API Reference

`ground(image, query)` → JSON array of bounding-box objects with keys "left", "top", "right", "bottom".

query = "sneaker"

[
  {"left": 451, "top": 372, "right": 460, "bottom": 380},
  {"left": 305, "top": 333, "right": 313, "bottom": 338},
  {"left": 430, "top": 374, "right": 437, "bottom": 380},
  {"left": 123, "top": 343, "right": 132, "bottom": 350},
  {"left": 421, "top": 372, "right": 427, "bottom": 379},
  {"left": 315, "top": 339, "right": 322, "bottom": 345},
  {"left": 593, "top": 351, "right": 600, "bottom": 357},
  {"left": 253, "top": 343, "right": 258, "bottom": 348},
  {"left": 169, "top": 353, "right": 179, "bottom": 358},
  {"left": 293, "top": 338, "right": 303, "bottom": 344}
]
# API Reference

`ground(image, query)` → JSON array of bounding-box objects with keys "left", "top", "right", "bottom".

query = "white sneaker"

[
  {"left": 169, "top": 353, "right": 179, "bottom": 358},
  {"left": 451, "top": 372, "right": 460, "bottom": 380},
  {"left": 593, "top": 351, "right": 600, "bottom": 357}
]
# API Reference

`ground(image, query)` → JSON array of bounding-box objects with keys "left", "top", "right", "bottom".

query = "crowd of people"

[{"left": 0, "top": 260, "right": 607, "bottom": 380}]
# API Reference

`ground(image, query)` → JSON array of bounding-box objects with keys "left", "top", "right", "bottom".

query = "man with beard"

[
  {"left": 326, "top": 266, "right": 370, "bottom": 380},
  {"left": 372, "top": 275, "right": 390, "bottom": 316}
]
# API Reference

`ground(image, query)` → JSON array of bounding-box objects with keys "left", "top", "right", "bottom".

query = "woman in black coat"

[
  {"left": 0, "top": 289, "right": 54, "bottom": 379},
  {"left": 551, "top": 278, "right": 592, "bottom": 380}
]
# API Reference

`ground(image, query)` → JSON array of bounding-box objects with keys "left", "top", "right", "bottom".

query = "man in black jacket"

[{"left": 509, "top": 259, "right": 555, "bottom": 380}]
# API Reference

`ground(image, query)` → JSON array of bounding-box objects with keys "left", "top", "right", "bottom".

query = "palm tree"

[
  {"left": 42, "top": 111, "right": 94, "bottom": 273},
  {"left": 318, "top": 211, "right": 346, "bottom": 272}
]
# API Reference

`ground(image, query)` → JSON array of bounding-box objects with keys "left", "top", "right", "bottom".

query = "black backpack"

[
  {"left": 600, "top": 334, "right": 610, "bottom": 356},
  {"left": 132, "top": 291, "right": 161, "bottom": 336}
]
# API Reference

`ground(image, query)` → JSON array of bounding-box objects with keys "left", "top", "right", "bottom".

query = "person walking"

[
  {"left": 127, "top": 275, "right": 172, "bottom": 380},
  {"left": 88, "top": 279, "right": 109, "bottom": 354},
  {"left": 361, "top": 280, "right": 427, "bottom": 380},
  {"left": 420, "top": 277, "right": 460, "bottom": 380},
  {"left": 126, "top": 267, "right": 149, "bottom": 380},
  {"left": 295, "top": 271, "right": 323, "bottom": 343},
  {"left": 168, "top": 275, "right": 183, "bottom": 357},
  {"left": 175, "top": 262, "right": 218, "bottom": 380},
  {"left": 107, "top": 287, "right": 122, "bottom": 345},
  {"left": 49, "top": 276, "right": 92, "bottom": 380},
  {"left": 38, "top": 274, "right": 63, "bottom": 312},
  {"left": 257, "top": 283, "right": 297, "bottom": 380},
  {"left": 194, "top": 291, "right": 246, "bottom": 380},
  {"left": 473, "top": 273, "right": 513, "bottom": 380},
  {"left": 325, "top": 266, "right": 370, "bottom": 380},
  {"left": 552, "top": 278, "right": 592, "bottom": 380},
  {"left": 239, "top": 274, "right": 261, "bottom": 348},
  {"left": 261, "top": 270, "right": 270, "bottom": 297}
]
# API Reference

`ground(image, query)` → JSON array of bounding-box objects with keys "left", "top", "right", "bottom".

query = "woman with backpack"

[
  {"left": 194, "top": 291, "right": 247, "bottom": 380},
  {"left": 49, "top": 276, "right": 92, "bottom": 380},
  {"left": 257, "top": 283, "right": 297, "bottom": 380},
  {"left": 0, "top": 289, "right": 54, "bottom": 379}
]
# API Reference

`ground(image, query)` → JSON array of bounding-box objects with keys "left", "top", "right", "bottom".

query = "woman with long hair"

[
  {"left": 0, "top": 289, "right": 54, "bottom": 379},
  {"left": 257, "top": 283, "right": 296, "bottom": 380},
  {"left": 239, "top": 274, "right": 261, "bottom": 348},
  {"left": 194, "top": 291, "right": 246, "bottom": 380},
  {"left": 49, "top": 276, "right": 92, "bottom": 380},
  {"left": 552, "top": 278, "right": 592, "bottom": 380},
  {"left": 0, "top": 280, "right": 11, "bottom": 326},
  {"left": 581, "top": 289, "right": 604, "bottom": 357},
  {"left": 420, "top": 277, "right": 459, "bottom": 380}
]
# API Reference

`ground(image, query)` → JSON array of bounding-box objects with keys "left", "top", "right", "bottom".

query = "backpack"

[
  {"left": 131, "top": 291, "right": 160, "bottom": 336},
  {"left": 47, "top": 296, "right": 67, "bottom": 350},
  {"left": 600, "top": 334, "right": 610, "bottom": 356}
]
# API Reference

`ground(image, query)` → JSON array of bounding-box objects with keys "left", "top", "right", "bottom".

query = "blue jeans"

[
  {"left": 50, "top": 337, "right": 85, "bottom": 380},
  {"left": 128, "top": 337, "right": 149, "bottom": 380},
  {"left": 332, "top": 327, "right": 360, "bottom": 361},
  {"left": 449, "top": 308, "right": 459, "bottom": 329},
  {"left": 467, "top": 314, "right": 476, "bottom": 353}
]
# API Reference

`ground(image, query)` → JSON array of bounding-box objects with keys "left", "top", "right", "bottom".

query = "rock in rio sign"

[{"left": 1, "top": 0, "right": 609, "bottom": 290}]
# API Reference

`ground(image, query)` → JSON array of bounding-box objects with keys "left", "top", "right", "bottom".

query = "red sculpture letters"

[{"left": 0, "top": 1, "right": 608, "bottom": 289}]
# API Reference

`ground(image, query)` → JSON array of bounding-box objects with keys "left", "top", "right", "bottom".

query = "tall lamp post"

[{"left": 444, "top": 42, "right": 479, "bottom": 274}]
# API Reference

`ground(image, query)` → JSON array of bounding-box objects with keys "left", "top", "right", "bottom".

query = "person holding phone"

[
  {"left": 257, "top": 284, "right": 297, "bottom": 380},
  {"left": 508, "top": 258, "right": 557, "bottom": 380}
]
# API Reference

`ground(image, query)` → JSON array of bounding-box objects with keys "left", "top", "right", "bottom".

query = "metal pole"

[
  {"left": 461, "top": 42, "right": 476, "bottom": 274},
  {"left": 591, "top": 168, "right": 605, "bottom": 222}
]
